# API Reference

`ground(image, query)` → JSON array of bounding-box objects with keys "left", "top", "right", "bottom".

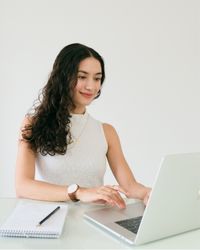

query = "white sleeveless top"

[{"left": 36, "top": 112, "right": 108, "bottom": 187}]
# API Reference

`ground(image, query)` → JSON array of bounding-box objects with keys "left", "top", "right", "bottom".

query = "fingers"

[
  {"left": 79, "top": 186, "right": 126, "bottom": 208},
  {"left": 96, "top": 186, "right": 126, "bottom": 209},
  {"left": 111, "top": 185, "right": 128, "bottom": 195},
  {"left": 93, "top": 199, "right": 107, "bottom": 205}
]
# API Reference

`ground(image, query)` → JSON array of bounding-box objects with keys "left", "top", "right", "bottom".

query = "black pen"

[{"left": 36, "top": 206, "right": 60, "bottom": 226}]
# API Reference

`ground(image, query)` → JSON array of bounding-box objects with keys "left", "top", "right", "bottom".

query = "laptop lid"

[
  {"left": 135, "top": 152, "right": 200, "bottom": 245},
  {"left": 84, "top": 152, "right": 200, "bottom": 245}
]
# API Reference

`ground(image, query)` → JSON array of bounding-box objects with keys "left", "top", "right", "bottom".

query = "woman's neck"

[{"left": 71, "top": 107, "right": 86, "bottom": 115}]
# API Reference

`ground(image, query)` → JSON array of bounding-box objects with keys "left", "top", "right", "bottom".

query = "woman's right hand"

[{"left": 76, "top": 185, "right": 127, "bottom": 209}]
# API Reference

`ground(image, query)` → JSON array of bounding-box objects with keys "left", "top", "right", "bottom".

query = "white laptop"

[{"left": 84, "top": 152, "right": 200, "bottom": 245}]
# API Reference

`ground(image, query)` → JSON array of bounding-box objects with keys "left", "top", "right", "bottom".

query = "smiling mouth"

[{"left": 80, "top": 92, "right": 94, "bottom": 98}]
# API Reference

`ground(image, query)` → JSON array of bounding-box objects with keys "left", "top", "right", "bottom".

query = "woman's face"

[{"left": 72, "top": 57, "right": 102, "bottom": 113}]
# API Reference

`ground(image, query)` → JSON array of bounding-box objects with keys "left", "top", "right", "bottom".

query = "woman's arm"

[
  {"left": 15, "top": 117, "right": 126, "bottom": 207},
  {"left": 103, "top": 123, "right": 151, "bottom": 203},
  {"left": 15, "top": 117, "right": 70, "bottom": 201}
]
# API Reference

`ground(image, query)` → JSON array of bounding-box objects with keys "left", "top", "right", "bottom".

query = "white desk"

[{"left": 0, "top": 198, "right": 200, "bottom": 249}]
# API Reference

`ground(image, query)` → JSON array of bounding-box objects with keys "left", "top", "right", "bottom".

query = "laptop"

[{"left": 84, "top": 152, "right": 200, "bottom": 245}]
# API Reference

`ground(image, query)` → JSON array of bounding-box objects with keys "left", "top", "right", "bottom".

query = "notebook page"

[{"left": 0, "top": 200, "right": 68, "bottom": 237}]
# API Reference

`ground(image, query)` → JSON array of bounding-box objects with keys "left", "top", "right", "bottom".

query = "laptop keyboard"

[{"left": 115, "top": 216, "right": 143, "bottom": 234}]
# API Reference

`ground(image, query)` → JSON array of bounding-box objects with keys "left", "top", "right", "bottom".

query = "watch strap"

[{"left": 68, "top": 185, "right": 80, "bottom": 202}]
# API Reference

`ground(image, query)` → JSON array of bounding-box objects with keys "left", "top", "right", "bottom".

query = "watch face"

[{"left": 68, "top": 184, "right": 78, "bottom": 194}]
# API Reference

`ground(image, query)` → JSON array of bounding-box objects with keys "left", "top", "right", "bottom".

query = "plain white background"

[{"left": 0, "top": 0, "right": 199, "bottom": 197}]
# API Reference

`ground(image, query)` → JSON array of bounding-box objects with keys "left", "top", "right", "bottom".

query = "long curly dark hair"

[{"left": 22, "top": 43, "right": 105, "bottom": 156}]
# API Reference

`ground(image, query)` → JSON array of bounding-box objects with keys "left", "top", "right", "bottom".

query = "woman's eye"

[
  {"left": 95, "top": 78, "right": 101, "bottom": 81},
  {"left": 78, "top": 76, "right": 86, "bottom": 80}
]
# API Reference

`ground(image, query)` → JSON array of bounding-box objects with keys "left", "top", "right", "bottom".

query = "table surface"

[{"left": 0, "top": 198, "right": 200, "bottom": 249}]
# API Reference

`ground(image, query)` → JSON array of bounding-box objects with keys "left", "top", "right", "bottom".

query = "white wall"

[{"left": 0, "top": 0, "right": 199, "bottom": 197}]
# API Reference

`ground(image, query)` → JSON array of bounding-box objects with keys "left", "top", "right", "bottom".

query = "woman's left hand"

[
  {"left": 114, "top": 183, "right": 151, "bottom": 206},
  {"left": 142, "top": 187, "right": 151, "bottom": 205}
]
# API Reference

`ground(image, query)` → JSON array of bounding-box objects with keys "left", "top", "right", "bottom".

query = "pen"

[{"left": 36, "top": 206, "right": 60, "bottom": 226}]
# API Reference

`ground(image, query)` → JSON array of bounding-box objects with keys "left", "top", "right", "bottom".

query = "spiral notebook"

[{"left": 0, "top": 200, "right": 68, "bottom": 238}]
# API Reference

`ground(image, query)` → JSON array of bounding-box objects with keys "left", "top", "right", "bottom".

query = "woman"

[{"left": 15, "top": 43, "right": 150, "bottom": 208}]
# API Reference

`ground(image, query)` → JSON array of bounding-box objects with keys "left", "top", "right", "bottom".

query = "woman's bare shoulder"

[
  {"left": 102, "top": 123, "right": 120, "bottom": 144},
  {"left": 102, "top": 123, "right": 117, "bottom": 133},
  {"left": 20, "top": 115, "right": 33, "bottom": 127},
  {"left": 19, "top": 115, "right": 33, "bottom": 141}
]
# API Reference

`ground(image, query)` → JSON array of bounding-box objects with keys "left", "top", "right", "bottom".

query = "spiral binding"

[{"left": 0, "top": 229, "right": 59, "bottom": 238}]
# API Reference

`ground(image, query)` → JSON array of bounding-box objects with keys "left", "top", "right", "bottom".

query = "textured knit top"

[{"left": 35, "top": 112, "right": 108, "bottom": 187}]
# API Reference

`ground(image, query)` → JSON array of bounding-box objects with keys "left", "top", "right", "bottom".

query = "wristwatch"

[{"left": 67, "top": 184, "right": 80, "bottom": 202}]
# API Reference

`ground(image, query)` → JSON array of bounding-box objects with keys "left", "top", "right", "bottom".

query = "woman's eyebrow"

[
  {"left": 78, "top": 70, "right": 88, "bottom": 74},
  {"left": 78, "top": 70, "right": 102, "bottom": 75}
]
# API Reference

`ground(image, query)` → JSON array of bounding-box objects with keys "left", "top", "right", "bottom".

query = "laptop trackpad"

[
  {"left": 123, "top": 202, "right": 145, "bottom": 217},
  {"left": 85, "top": 201, "right": 145, "bottom": 224}
]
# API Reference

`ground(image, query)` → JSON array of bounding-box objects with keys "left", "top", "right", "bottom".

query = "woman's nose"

[{"left": 85, "top": 79, "right": 94, "bottom": 90}]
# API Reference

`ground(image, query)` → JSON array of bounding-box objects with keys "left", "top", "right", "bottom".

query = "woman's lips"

[{"left": 80, "top": 92, "right": 93, "bottom": 98}]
